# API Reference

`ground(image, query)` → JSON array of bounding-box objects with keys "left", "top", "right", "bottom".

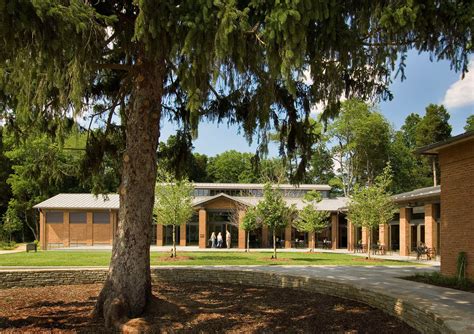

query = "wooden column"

[
  {"left": 198, "top": 209, "right": 207, "bottom": 249},
  {"left": 63, "top": 212, "right": 70, "bottom": 247},
  {"left": 109, "top": 211, "right": 115, "bottom": 245},
  {"left": 361, "top": 227, "right": 368, "bottom": 247},
  {"left": 284, "top": 226, "right": 292, "bottom": 248},
  {"left": 424, "top": 204, "right": 438, "bottom": 253},
  {"left": 379, "top": 223, "right": 390, "bottom": 248},
  {"left": 400, "top": 207, "right": 411, "bottom": 256},
  {"left": 347, "top": 220, "right": 354, "bottom": 251},
  {"left": 331, "top": 213, "right": 339, "bottom": 250},
  {"left": 308, "top": 232, "right": 316, "bottom": 250},
  {"left": 180, "top": 224, "right": 187, "bottom": 246},
  {"left": 156, "top": 224, "right": 163, "bottom": 246},
  {"left": 238, "top": 210, "right": 246, "bottom": 249},
  {"left": 261, "top": 226, "right": 269, "bottom": 248},
  {"left": 86, "top": 212, "right": 93, "bottom": 246},
  {"left": 40, "top": 210, "right": 46, "bottom": 250}
]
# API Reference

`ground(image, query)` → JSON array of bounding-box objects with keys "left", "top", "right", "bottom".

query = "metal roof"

[
  {"left": 33, "top": 193, "right": 120, "bottom": 210},
  {"left": 392, "top": 186, "right": 440, "bottom": 203},
  {"left": 192, "top": 193, "right": 349, "bottom": 212},
  {"left": 193, "top": 183, "right": 331, "bottom": 191},
  {"left": 416, "top": 131, "right": 474, "bottom": 155}
]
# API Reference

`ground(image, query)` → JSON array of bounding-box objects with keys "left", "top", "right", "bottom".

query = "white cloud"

[{"left": 442, "top": 62, "right": 474, "bottom": 109}]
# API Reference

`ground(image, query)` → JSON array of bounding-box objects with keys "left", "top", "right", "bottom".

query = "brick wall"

[
  {"left": 0, "top": 268, "right": 454, "bottom": 333},
  {"left": 439, "top": 140, "right": 474, "bottom": 278}
]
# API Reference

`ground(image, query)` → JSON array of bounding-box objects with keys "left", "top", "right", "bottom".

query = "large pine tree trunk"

[{"left": 94, "top": 57, "right": 164, "bottom": 328}]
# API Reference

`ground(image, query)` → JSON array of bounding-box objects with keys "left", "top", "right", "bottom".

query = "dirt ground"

[{"left": 0, "top": 282, "right": 419, "bottom": 333}]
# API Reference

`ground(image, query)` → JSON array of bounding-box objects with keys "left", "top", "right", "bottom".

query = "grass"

[
  {"left": 0, "top": 250, "right": 420, "bottom": 267},
  {"left": 403, "top": 271, "right": 474, "bottom": 292}
]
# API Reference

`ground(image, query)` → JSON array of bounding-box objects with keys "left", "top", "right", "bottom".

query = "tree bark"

[
  {"left": 367, "top": 228, "right": 371, "bottom": 259},
  {"left": 172, "top": 225, "right": 176, "bottom": 258},
  {"left": 247, "top": 231, "right": 250, "bottom": 252},
  {"left": 94, "top": 57, "right": 164, "bottom": 328},
  {"left": 273, "top": 230, "right": 277, "bottom": 259}
]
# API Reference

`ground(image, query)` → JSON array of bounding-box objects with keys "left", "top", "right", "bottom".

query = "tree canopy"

[{"left": 1, "top": 0, "right": 473, "bottom": 327}]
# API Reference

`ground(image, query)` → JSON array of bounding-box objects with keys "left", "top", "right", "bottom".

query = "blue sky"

[{"left": 161, "top": 50, "right": 474, "bottom": 157}]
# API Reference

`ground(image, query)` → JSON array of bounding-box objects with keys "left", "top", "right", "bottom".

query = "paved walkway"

[{"left": 0, "top": 243, "right": 26, "bottom": 255}]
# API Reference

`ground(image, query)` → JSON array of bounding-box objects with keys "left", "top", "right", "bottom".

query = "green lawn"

[{"left": 0, "top": 251, "right": 420, "bottom": 267}]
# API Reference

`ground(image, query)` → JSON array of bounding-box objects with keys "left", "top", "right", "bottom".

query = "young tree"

[
  {"left": 256, "top": 183, "right": 289, "bottom": 259},
  {"left": 294, "top": 191, "right": 330, "bottom": 252},
  {"left": 347, "top": 165, "right": 397, "bottom": 259},
  {"left": 2, "top": 1, "right": 472, "bottom": 327},
  {"left": 240, "top": 207, "right": 260, "bottom": 252},
  {"left": 154, "top": 173, "right": 193, "bottom": 258}
]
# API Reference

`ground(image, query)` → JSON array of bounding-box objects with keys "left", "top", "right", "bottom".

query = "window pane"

[
  {"left": 70, "top": 212, "right": 87, "bottom": 224},
  {"left": 46, "top": 212, "right": 63, "bottom": 224},
  {"left": 93, "top": 212, "right": 110, "bottom": 224}
]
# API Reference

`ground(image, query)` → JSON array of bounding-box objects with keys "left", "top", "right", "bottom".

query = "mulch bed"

[{"left": 0, "top": 282, "right": 419, "bottom": 333}]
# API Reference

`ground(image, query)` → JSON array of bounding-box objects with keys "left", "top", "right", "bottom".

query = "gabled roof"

[
  {"left": 192, "top": 193, "right": 251, "bottom": 208},
  {"left": 417, "top": 131, "right": 474, "bottom": 155},
  {"left": 392, "top": 186, "right": 440, "bottom": 203},
  {"left": 33, "top": 193, "right": 119, "bottom": 210}
]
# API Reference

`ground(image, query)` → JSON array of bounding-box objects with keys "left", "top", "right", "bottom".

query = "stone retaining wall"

[{"left": 0, "top": 268, "right": 450, "bottom": 333}]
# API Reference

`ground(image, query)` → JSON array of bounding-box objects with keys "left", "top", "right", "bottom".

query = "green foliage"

[
  {"left": 389, "top": 131, "right": 431, "bottom": 193},
  {"left": 2, "top": 0, "right": 472, "bottom": 185},
  {"left": 154, "top": 169, "right": 194, "bottom": 257},
  {"left": 154, "top": 171, "right": 194, "bottom": 228},
  {"left": 415, "top": 104, "right": 452, "bottom": 147},
  {"left": 405, "top": 271, "right": 474, "bottom": 292},
  {"left": 0, "top": 127, "right": 12, "bottom": 219},
  {"left": 256, "top": 183, "right": 289, "bottom": 232},
  {"left": 329, "top": 99, "right": 392, "bottom": 195},
  {"left": 464, "top": 115, "right": 474, "bottom": 132},
  {"left": 1, "top": 207, "right": 22, "bottom": 242},
  {"left": 241, "top": 207, "right": 259, "bottom": 232},
  {"left": 400, "top": 113, "right": 421, "bottom": 149},
  {"left": 207, "top": 150, "right": 257, "bottom": 183},
  {"left": 157, "top": 132, "right": 208, "bottom": 181},
  {"left": 347, "top": 164, "right": 397, "bottom": 257},
  {"left": 294, "top": 192, "right": 330, "bottom": 248}
]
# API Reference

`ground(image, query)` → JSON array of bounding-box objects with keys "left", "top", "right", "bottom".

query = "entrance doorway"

[
  {"left": 338, "top": 216, "right": 348, "bottom": 249},
  {"left": 207, "top": 210, "right": 238, "bottom": 248}
]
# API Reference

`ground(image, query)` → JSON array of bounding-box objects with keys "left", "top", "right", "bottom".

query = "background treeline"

[{"left": 0, "top": 99, "right": 472, "bottom": 244}]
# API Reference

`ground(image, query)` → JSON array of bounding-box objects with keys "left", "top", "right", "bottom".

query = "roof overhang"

[{"left": 416, "top": 131, "right": 474, "bottom": 155}]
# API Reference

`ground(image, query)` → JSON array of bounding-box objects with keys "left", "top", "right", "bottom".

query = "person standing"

[
  {"left": 226, "top": 230, "right": 231, "bottom": 249},
  {"left": 210, "top": 232, "right": 217, "bottom": 248},
  {"left": 217, "top": 232, "right": 223, "bottom": 248}
]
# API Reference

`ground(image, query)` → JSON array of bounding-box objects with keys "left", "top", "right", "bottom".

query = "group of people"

[{"left": 209, "top": 230, "right": 231, "bottom": 248}]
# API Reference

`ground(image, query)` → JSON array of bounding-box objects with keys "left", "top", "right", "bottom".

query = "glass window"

[
  {"left": 46, "top": 212, "right": 63, "bottom": 224},
  {"left": 70, "top": 212, "right": 86, "bottom": 224},
  {"left": 93, "top": 212, "right": 110, "bottom": 224}
]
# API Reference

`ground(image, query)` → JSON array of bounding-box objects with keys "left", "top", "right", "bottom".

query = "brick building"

[
  {"left": 35, "top": 183, "right": 350, "bottom": 250},
  {"left": 417, "top": 131, "right": 474, "bottom": 278},
  {"left": 391, "top": 186, "right": 441, "bottom": 256}
]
